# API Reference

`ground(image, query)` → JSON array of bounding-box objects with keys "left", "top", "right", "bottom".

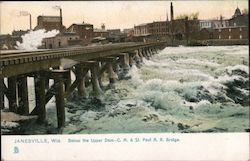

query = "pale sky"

[{"left": 0, "top": 1, "right": 248, "bottom": 34}]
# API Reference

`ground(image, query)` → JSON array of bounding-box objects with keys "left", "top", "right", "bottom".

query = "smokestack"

[
  {"left": 29, "top": 14, "right": 32, "bottom": 30},
  {"left": 60, "top": 8, "right": 63, "bottom": 31},
  {"left": 170, "top": 2, "right": 174, "bottom": 21}
]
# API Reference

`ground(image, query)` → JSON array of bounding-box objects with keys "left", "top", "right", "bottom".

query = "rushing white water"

[
  {"left": 2, "top": 45, "right": 249, "bottom": 134},
  {"left": 15, "top": 29, "right": 59, "bottom": 50}
]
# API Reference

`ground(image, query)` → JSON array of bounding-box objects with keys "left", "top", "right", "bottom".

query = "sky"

[{"left": 0, "top": 1, "right": 248, "bottom": 34}]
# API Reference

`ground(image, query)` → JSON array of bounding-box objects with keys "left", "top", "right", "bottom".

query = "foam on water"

[{"left": 3, "top": 45, "right": 248, "bottom": 134}]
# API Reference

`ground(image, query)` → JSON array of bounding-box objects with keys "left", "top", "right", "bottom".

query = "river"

[{"left": 4, "top": 45, "right": 249, "bottom": 134}]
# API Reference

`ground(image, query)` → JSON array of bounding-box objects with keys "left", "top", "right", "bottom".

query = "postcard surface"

[{"left": 0, "top": 1, "right": 249, "bottom": 161}]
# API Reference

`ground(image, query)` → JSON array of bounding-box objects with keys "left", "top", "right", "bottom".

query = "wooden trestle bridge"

[{"left": 0, "top": 41, "right": 166, "bottom": 128}]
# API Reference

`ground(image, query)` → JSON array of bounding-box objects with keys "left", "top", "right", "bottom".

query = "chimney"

[
  {"left": 101, "top": 23, "right": 105, "bottom": 30},
  {"left": 170, "top": 2, "right": 174, "bottom": 21},
  {"left": 60, "top": 8, "right": 63, "bottom": 30}
]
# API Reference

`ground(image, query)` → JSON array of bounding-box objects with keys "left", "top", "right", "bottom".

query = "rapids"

[{"left": 2, "top": 45, "right": 249, "bottom": 134}]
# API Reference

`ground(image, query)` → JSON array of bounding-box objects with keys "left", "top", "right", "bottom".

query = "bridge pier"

[
  {"left": 52, "top": 71, "right": 66, "bottom": 128},
  {"left": 134, "top": 51, "right": 141, "bottom": 62},
  {"left": 63, "top": 70, "right": 71, "bottom": 91},
  {"left": 138, "top": 49, "right": 144, "bottom": 62},
  {"left": 1, "top": 41, "right": 166, "bottom": 132},
  {"left": 34, "top": 73, "right": 46, "bottom": 123},
  {"left": 45, "top": 78, "right": 50, "bottom": 91},
  {"left": 118, "top": 53, "right": 130, "bottom": 78},
  {"left": 8, "top": 76, "right": 18, "bottom": 112},
  {"left": 75, "top": 66, "right": 88, "bottom": 98},
  {"left": 97, "top": 62, "right": 104, "bottom": 89},
  {"left": 146, "top": 48, "right": 152, "bottom": 58},
  {"left": 17, "top": 75, "right": 29, "bottom": 115},
  {"left": 107, "top": 62, "right": 118, "bottom": 84},
  {"left": 0, "top": 78, "right": 4, "bottom": 109},
  {"left": 129, "top": 54, "right": 135, "bottom": 67},
  {"left": 148, "top": 48, "right": 153, "bottom": 57},
  {"left": 90, "top": 64, "right": 103, "bottom": 98}
]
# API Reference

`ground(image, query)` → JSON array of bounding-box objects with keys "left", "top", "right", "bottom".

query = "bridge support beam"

[
  {"left": 129, "top": 54, "right": 135, "bottom": 67},
  {"left": 147, "top": 48, "right": 152, "bottom": 57},
  {"left": 17, "top": 76, "right": 29, "bottom": 115},
  {"left": 64, "top": 70, "right": 71, "bottom": 91},
  {"left": 134, "top": 52, "right": 141, "bottom": 67},
  {"left": 75, "top": 66, "right": 88, "bottom": 98},
  {"left": 0, "top": 78, "right": 4, "bottom": 109},
  {"left": 118, "top": 53, "right": 130, "bottom": 78},
  {"left": 90, "top": 65, "right": 103, "bottom": 98},
  {"left": 34, "top": 73, "right": 46, "bottom": 123},
  {"left": 107, "top": 62, "right": 118, "bottom": 84},
  {"left": 8, "top": 76, "right": 17, "bottom": 112},
  {"left": 54, "top": 75, "right": 65, "bottom": 128},
  {"left": 97, "top": 62, "right": 104, "bottom": 89},
  {"left": 45, "top": 78, "right": 50, "bottom": 90},
  {"left": 138, "top": 50, "right": 144, "bottom": 62}
]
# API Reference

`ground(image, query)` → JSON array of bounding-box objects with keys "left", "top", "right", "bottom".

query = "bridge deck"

[{"left": 0, "top": 42, "right": 166, "bottom": 78}]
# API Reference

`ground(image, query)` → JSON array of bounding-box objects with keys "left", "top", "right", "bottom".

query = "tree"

[
  {"left": 242, "top": 8, "right": 249, "bottom": 14},
  {"left": 176, "top": 12, "right": 199, "bottom": 20}
]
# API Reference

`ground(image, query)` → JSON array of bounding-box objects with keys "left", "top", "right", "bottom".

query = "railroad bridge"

[{"left": 0, "top": 41, "right": 166, "bottom": 129}]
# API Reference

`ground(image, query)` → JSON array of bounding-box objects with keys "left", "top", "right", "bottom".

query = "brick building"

[
  {"left": 148, "top": 21, "right": 170, "bottom": 37},
  {"left": 67, "top": 22, "right": 94, "bottom": 45},
  {"left": 34, "top": 16, "right": 65, "bottom": 32},
  {"left": 42, "top": 32, "right": 81, "bottom": 49},
  {"left": 199, "top": 26, "right": 248, "bottom": 40},
  {"left": 93, "top": 24, "right": 109, "bottom": 38},
  {"left": 134, "top": 23, "right": 150, "bottom": 37},
  {"left": 93, "top": 29, "right": 109, "bottom": 38},
  {"left": 213, "top": 26, "right": 248, "bottom": 39},
  {"left": 199, "top": 28, "right": 213, "bottom": 40}
]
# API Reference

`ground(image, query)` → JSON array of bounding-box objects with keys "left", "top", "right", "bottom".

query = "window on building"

[
  {"left": 58, "top": 41, "right": 61, "bottom": 47},
  {"left": 240, "top": 35, "right": 242, "bottom": 39},
  {"left": 229, "top": 35, "right": 231, "bottom": 39},
  {"left": 229, "top": 28, "right": 231, "bottom": 32},
  {"left": 219, "top": 35, "right": 221, "bottom": 39},
  {"left": 240, "top": 28, "right": 242, "bottom": 31}
]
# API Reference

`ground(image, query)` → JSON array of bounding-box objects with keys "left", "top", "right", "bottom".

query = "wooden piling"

[
  {"left": 0, "top": 78, "right": 4, "bottom": 109},
  {"left": 76, "top": 66, "right": 87, "bottom": 98},
  {"left": 90, "top": 65, "right": 103, "bottom": 98},
  {"left": 107, "top": 62, "right": 118, "bottom": 84},
  {"left": 97, "top": 62, "right": 104, "bottom": 88},
  {"left": 45, "top": 78, "right": 50, "bottom": 90},
  {"left": 134, "top": 52, "right": 141, "bottom": 65},
  {"left": 34, "top": 74, "right": 46, "bottom": 122},
  {"left": 138, "top": 49, "right": 144, "bottom": 62},
  {"left": 7, "top": 76, "right": 17, "bottom": 112},
  {"left": 129, "top": 54, "right": 135, "bottom": 67},
  {"left": 17, "top": 76, "right": 29, "bottom": 115},
  {"left": 55, "top": 77, "right": 65, "bottom": 128},
  {"left": 64, "top": 70, "right": 71, "bottom": 91},
  {"left": 118, "top": 53, "right": 130, "bottom": 76}
]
